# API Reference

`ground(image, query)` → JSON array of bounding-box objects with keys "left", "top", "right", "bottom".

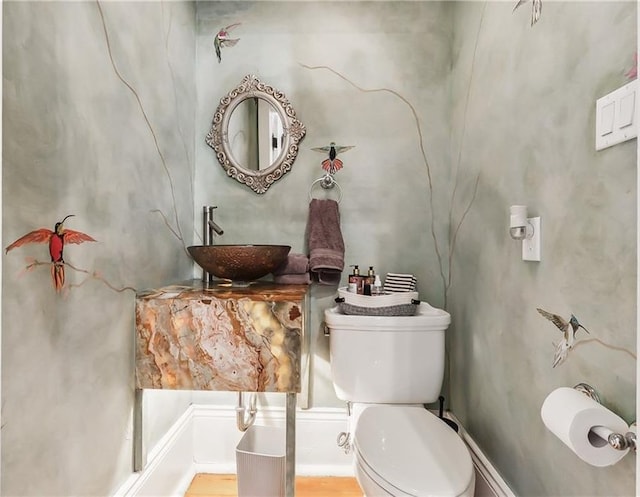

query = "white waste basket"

[{"left": 236, "top": 425, "right": 285, "bottom": 497}]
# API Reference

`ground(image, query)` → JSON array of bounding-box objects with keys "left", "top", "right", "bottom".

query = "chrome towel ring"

[{"left": 308, "top": 173, "right": 343, "bottom": 203}]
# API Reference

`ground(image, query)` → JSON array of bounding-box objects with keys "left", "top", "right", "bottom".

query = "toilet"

[{"left": 325, "top": 303, "right": 475, "bottom": 497}]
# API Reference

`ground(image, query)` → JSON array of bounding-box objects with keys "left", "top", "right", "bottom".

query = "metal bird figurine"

[
  {"left": 537, "top": 308, "right": 589, "bottom": 367},
  {"left": 214, "top": 23, "right": 241, "bottom": 63},
  {"left": 513, "top": 0, "right": 542, "bottom": 27},
  {"left": 311, "top": 142, "right": 355, "bottom": 175},
  {"left": 5, "top": 215, "right": 96, "bottom": 292}
]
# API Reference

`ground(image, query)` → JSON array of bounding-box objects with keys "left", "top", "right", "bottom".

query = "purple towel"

[
  {"left": 307, "top": 199, "right": 344, "bottom": 285},
  {"left": 273, "top": 253, "right": 309, "bottom": 275}
]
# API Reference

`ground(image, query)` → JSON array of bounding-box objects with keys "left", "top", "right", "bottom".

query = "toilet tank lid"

[
  {"left": 354, "top": 406, "right": 474, "bottom": 497},
  {"left": 324, "top": 302, "right": 450, "bottom": 330}
]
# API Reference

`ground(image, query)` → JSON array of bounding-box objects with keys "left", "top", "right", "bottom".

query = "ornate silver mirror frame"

[{"left": 206, "top": 74, "right": 306, "bottom": 194}]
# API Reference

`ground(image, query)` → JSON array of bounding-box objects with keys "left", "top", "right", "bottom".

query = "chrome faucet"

[
  {"left": 202, "top": 206, "right": 224, "bottom": 243},
  {"left": 208, "top": 219, "right": 224, "bottom": 236},
  {"left": 202, "top": 206, "right": 224, "bottom": 282}
]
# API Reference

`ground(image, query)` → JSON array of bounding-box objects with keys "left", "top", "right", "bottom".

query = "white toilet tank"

[{"left": 325, "top": 302, "right": 451, "bottom": 404}]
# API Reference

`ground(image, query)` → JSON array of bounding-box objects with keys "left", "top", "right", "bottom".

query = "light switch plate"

[
  {"left": 600, "top": 101, "right": 615, "bottom": 135},
  {"left": 522, "top": 217, "right": 541, "bottom": 262},
  {"left": 595, "top": 79, "right": 638, "bottom": 151},
  {"left": 619, "top": 91, "right": 635, "bottom": 128}
]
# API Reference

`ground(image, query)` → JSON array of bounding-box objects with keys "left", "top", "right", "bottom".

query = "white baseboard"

[
  {"left": 113, "top": 405, "right": 514, "bottom": 497},
  {"left": 192, "top": 404, "right": 354, "bottom": 477},
  {"left": 113, "top": 405, "right": 196, "bottom": 497},
  {"left": 448, "top": 413, "right": 516, "bottom": 497}
]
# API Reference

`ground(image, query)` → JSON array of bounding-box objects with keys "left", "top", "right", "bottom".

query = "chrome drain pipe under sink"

[{"left": 236, "top": 392, "right": 258, "bottom": 431}]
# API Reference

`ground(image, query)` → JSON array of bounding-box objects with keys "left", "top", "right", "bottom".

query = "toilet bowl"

[
  {"left": 353, "top": 405, "right": 474, "bottom": 497},
  {"left": 325, "top": 303, "right": 476, "bottom": 497}
]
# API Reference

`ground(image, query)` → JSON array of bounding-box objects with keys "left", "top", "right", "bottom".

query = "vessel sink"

[{"left": 187, "top": 244, "right": 291, "bottom": 282}]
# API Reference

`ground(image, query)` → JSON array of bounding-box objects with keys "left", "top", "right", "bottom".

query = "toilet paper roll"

[{"left": 541, "top": 387, "right": 629, "bottom": 467}]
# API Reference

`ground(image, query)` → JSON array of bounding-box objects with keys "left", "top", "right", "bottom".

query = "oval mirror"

[{"left": 206, "top": 75, "right": 306, "bottom": 194}]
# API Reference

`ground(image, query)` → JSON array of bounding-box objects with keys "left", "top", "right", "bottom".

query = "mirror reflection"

[
  {"left": 228, "top": 98, "right": 285, "bottom": 171},
  {"left": 206, "top": 74, "right": 306, "bottom": 194}
]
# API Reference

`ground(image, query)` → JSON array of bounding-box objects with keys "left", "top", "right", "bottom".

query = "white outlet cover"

[{"left": 522, "top": 217, "right": 541, "bottom": 262}]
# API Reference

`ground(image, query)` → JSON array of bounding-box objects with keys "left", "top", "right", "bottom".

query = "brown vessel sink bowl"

[{"left": 187, "top": 244, "right": 291, "bottom": 282}]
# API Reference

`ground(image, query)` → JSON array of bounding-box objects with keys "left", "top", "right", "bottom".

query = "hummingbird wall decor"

[
  {"left": 311, "top": 142, "right": 355, "bottom": 175},
  {"left": 5, "top": 215, "right": 96, "bottom": 292},
  {"left": 214, "top": 23, "right": 241, "bottom": 63},
  {"left": 513, "top": 0, "right": 542, "bottom": 27},
  {"left": 536, "top": 308, "right": 590, "bottom": 367}
]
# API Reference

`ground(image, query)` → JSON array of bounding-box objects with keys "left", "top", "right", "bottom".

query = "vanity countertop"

[
  {"left": 135, "top": 280, "right": 308, "bottom": 393},
  {"left": 137, "top": 279, "right": 309, "bottom": 301}
]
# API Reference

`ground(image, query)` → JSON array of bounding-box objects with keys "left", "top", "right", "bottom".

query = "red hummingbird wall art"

[
  {"left": 214, "top": 23, "right": 241, "bottom": 63},
  {"left": 311, "top": 142, "right": 355, "bottom": 175},
  {"left": 5, "top": 215, "right": 96, "bottom": 292}
]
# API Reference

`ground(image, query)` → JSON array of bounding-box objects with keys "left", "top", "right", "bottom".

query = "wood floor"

[{"left": 185, "top": 474, "right": 363, "bottom": 497}]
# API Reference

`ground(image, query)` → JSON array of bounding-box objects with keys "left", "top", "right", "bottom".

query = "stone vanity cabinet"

[{"left": 134, "top": 281, "right": 309, "bottom": 496}]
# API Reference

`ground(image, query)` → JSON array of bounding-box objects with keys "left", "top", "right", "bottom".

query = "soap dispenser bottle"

[
  {"left": 365, "top": 266, "right": 376, "bottom": 285},
  {"left": 348, "top": 265, "right": 364, "bottom": 293},
  {"left": 363, "top": 266, "right": 376, "bottom": 296}
]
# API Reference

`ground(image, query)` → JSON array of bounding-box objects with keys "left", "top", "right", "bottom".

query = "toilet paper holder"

[{"left": 574, "top": 383, "right": 637, "bottom": 453}]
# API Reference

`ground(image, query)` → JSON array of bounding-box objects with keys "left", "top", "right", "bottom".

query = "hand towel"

[
  {"left": 384, "top": 273, "right": 417, "bottom": 293},
  {"left": 273, "top": 253, "right": 309, "bottom": 276},
  {"left": 274, "top": 273, "right": 311, "bottom": 285},
  {"left": 307, "top": 198, "right": 345, "bottom": 285}
]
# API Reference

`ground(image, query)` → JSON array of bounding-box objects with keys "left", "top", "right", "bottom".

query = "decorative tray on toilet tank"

[{"left": 336, "top": 287, "right": 420, "bottom": 316}]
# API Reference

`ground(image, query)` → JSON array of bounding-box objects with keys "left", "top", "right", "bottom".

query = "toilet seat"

[
  {"left": 354, "top": 406, "right": 474, "bottom": 497},
  {"left": 355, "top": 449, "right": 414, "bottom": 497}
]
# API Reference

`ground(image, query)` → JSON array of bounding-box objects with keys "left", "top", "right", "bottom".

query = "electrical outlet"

[{"left": 522, "top": 217, "right": 541, "bottom": 261}]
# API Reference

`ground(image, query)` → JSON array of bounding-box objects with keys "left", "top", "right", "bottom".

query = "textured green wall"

[
  {"left": 1, "top": 1, "right": 636, "bottom": 496},
  {"left": 195, "top": 2, "right": 637, "bottom": 495},
  {"left": 194, "top": 0, "right": 453, "bottom": 409},
  {"left": 448, "top": 3, "right": 636, "bottom": 496},
  {"left": 2, "top": 2, "right": 196, "bottom": 495}
]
